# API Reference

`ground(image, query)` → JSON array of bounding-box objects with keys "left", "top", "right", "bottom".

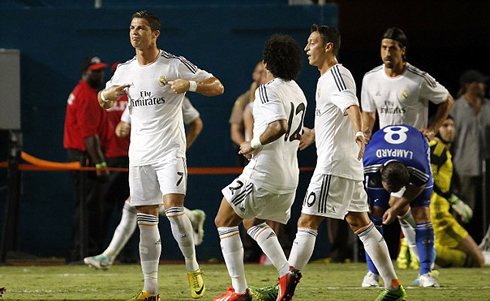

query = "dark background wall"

[
  {"left": 0, "top": 0, "right": 489, "bottom": 261},
  {"left": 0, "top": 2, "right": 335, "bottom": 260}
]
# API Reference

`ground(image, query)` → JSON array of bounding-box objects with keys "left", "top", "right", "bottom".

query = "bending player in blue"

[{"left": 363, "top": 124, "right": 438, "bottom": 287}]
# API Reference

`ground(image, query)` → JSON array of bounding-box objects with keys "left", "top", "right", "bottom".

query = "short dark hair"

[
  {"left": 382, "top": 27, "right": 408, "bottom": 48},
  {"left": 381, "top": 161, "right": 410, "bottom": 192},
  {"left": 262, "top": 34, "right": 302, "bottom": 81},
  {"left": 132, "top": 10, "right": 161, "bottom": 32},
  {"left": 310, "top": 24, "right": 341, "bottom": 56}
]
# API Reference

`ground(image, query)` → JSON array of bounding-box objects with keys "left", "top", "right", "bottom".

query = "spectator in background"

[
  {"left": 229, "top": 62, "right": 264, "bottom": 167},
  {"left": 451, "top": 70, "right": 490, "bottom": 242},
  {"left": 63, "top": 56, "right": 110, "bottom": 262}
]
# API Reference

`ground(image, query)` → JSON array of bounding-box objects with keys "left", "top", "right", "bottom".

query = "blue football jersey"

[{"left": 364, "top": 124, "right": 432, "bottom": 187}]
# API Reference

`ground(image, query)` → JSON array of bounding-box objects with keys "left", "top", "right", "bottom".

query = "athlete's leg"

[
  {"left": 456, "top": 235, "right": 485, "bottom": 267},
  {"left": 245, "top": 219, "right": 290, "bottom": 277},
  {"left": 215, "top": 197, "right": 247, "bottom": 294},
  {"left": 365, "top": 206, "right": 385, "bottom": 277},
  {"left": 411, "top": 206, "right": 435, "bottom": 275},
  {"left": 396, "top": 205, "right": 419, "bottom": 261},
  {"left": 104, "top": 199, "right": 137, "bottom": 259},
  {"left": 347, "top": 211, "right": 400, "bottom": 290},
  {"left": 136, "top": 205, "right": 161, "bottom": 295},
  {"left": 288, "top": 213, "right": 324, "bottom": 271},
  {"left": 163, "top": 194, "right": 199, "bottom": 272}
]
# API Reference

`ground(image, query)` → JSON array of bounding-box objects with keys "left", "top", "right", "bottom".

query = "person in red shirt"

[{"left": 63, "top": 56, "right": 110, "bottom": 262}]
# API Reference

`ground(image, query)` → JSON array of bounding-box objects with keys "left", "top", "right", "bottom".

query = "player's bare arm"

[
  {"left": 299, "top": 126, "right": 315, "bottom": 151},
  {"left": 168, "top": 76, "right": 224, "bottom": 96},
  {"left": 422, "top": 94, "right": 454, "bottom": 140},
  {"left": 98, "top": 84, "right": 131, "bottom": 109},
  {"left": 346, "top": 104, "right": 365, "bottom": 160},
  {"left": 362, "top": 111, "right": 376, "bottom": 142},
  {"left": 383, "top": 183, "right": 425, "bottom": 224},
  {"left": 186, "top": 117, "right": 203, "bottom": 150},
  {"left": 239, "top": 119, "right": 287, "bottom": 157}
]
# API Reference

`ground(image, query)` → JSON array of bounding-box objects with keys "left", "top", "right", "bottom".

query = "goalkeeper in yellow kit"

[{"left": 430, "top": 116, "right": 489, "bottom": 267}]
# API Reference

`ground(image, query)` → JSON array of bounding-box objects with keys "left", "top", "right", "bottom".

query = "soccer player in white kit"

[
  {"left": 98, "top": 10, "right": 224, "bottom": 301},
  {"left": 84, "top": 97, "right": 207, "bottom": 271},
  {"left": 360, "top": 27, "right": 454, "bottom": 288},
  {"left": 213, "top": 34, "right": 307, "bottom": 301},
  {"left": 251, "top": 25, "right": 406, "bottom": 301}
]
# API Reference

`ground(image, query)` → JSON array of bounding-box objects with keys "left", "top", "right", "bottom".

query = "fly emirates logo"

[{"left": 130, "top": 91, "right": 166, "bottom": 107}]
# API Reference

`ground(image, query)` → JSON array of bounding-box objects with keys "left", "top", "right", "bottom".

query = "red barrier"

[{"left": 0, "top": 152, "right": 315, "bottom": 174}]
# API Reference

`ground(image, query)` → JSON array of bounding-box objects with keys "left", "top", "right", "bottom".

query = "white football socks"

[
  {"left": 218, "top": 226, "right": 247, "bottom": 294},
  {"left": 357, "top": 223, "right": 399, "bottom": 289},
  {"left": 288, "top": 228, "right": 318, "bottom": 271},
  {"left": 398, "top": 209, "right": 420, "bottom": 260},
  {"left": 165, "top": 207, "right": 199, "bottom": 271},
  {"left": 159, "top": 206, "right": 197, "bottom": 228},
  {"left": 137, "top": 213, "right": 161, "bottom": 295},
  {"left": 103, "top": 202, "right": 137, "bottom": 259},
  {"left": 247, "top": 223, "right": 290, "bottom": 277}
]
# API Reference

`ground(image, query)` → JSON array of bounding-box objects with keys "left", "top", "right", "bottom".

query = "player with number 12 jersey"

[
  {"left": 247, "top": 79, "right": 307, "bottom": 194},
  {"left": 364, "top": 124, "right": 433, "bottom": 207}
]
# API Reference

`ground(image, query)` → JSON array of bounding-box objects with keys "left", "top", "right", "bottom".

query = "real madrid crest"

[
  {"left": 401, "top": 89, "right": 408, "bottom": 99},
  {"left": 159, "top": 75, "right": 168, "bottom": 87}
]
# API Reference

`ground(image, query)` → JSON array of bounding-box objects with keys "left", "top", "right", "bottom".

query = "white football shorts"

[
  {"left": 129, "top": 157, "right": 187, "bottom": 207},
  {"left": 301, "top": 172, "right": 368, "bottom": 219},
  {"left": 222, "top": 175, "right": 296, "bottom": 224}
]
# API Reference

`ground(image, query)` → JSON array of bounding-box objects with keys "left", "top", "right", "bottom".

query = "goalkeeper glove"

[{"left": 448, "top": 194, "right": 473, "bottom": 223}]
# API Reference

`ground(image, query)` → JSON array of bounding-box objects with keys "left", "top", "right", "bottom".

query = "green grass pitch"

[{"left": 1, "top": 262, "right": 490, "bottom": 300}]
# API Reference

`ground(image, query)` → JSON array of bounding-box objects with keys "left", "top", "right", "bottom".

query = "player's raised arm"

[
  {"left": 168, "top": 76, "right": 224, "bottom": 96},
  {"left": 98, "top": 84, "right": 131, "bottom": 109}
]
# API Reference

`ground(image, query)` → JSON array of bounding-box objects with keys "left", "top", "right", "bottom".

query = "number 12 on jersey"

[{"left": 284, "top": 102, "right": 306, "bottom": 142}]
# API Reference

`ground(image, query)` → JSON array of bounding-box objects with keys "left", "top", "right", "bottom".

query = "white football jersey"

[
  {"left": 107, "top": 50, "right": 212, "bottom": 166},
  {"left": 361, "top": 63, "right": 449, "bottom": 130},
  {"left": 121, "top": 96, "right": 200, "bottom": 126},
  {"left": 244, "top": 78, "right": 307, "bottom": 194},
  {"left": 314, "top": 64, "right": 363, "bottom": 181}
]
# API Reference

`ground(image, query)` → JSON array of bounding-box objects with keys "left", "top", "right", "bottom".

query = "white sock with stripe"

[
  {"left": 103, "top": 202, "right": 137, "bottom": 259},
  {"left": 218, "top": 226, "right": 247, "bottom": 294},
  {"left": 137, "top": 213, "right": 161, "bottom": 295},
  {"left": 288, "top": 228, "right": 318, "bottom": 271},
  {"left": 159, "top": 206, "right": 197, "bottom": 227},
  {"left": 357, "top": 222, "right": 400, "bottom": 289},
  {"left": 398, "top": 209, "right": 419, "bottom": 260},
  {"left": 247, "top": 223, "right": 290, "bottom": 277},
  {"left": 165, "top": 207, "right": 199, "bottom": 271}
]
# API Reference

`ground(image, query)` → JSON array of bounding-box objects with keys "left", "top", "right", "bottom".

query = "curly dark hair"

[
  {"left": 262, "top": 34, "right": 302, "bottom": 81},
  {"left": 132, "top": 10, "right": 161, "bottom": 32}
]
